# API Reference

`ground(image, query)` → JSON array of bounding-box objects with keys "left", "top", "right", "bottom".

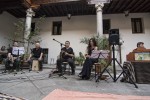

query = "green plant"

[
  {"left": 26, "top": 16, "right": 45, "bottom": 43},
  {"left": 6, "top": 19, "right": 25, "bottom": 42},
  {"left": 80, "top": 35, "right": 109, "bottom": 50},
  {"left": 13, "top": 19, "right": 25, "bottom": 41},
  {"left": 6, "top": 16, "right": 45, "bottom": 48},
  {"left": 25, "top": 16, "right": 45, "bottom": 53},
  {"left": 75, "top": 52, "right": 85, "bottom": 66}
]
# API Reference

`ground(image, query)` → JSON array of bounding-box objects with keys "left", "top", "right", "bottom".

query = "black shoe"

[
  {"left": 71, "top": 72, "right": 75, "bottom": 75},
  {"left": 78, "top": 74, "right": 82, "bottom": 77},
  {"left": 82, "top": 76, "right": 90, "bottom": 80}
]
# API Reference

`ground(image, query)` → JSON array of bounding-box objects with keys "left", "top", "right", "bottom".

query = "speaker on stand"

[{"left": 98, "top": 29, "right": 138, "bottom": 88}]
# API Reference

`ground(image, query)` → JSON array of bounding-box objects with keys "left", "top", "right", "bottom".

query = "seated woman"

[{"left": 78, "top": 38, "right": 98, "bottom": 80}]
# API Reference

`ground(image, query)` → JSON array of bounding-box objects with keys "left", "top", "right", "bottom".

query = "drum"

[{"left": 32, "top": 60, "right": 39, "bottom": 71}]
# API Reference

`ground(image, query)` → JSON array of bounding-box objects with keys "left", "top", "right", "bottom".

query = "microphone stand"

[
  {"left": 49, "top": 39, "right": 67, "bottom": 79},
  {"left": 14, "top": 48, "right": 25, "bottom": 75}
]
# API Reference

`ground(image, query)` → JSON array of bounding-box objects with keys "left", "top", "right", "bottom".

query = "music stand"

[
  {"left": 90, "top": 50, "right": 109, "bottom": 82},
  {"left": 12, "top": 47, "right": 25, "bottom": 56}
]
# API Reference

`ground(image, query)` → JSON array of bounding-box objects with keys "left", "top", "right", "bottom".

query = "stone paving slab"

[{"left": 0, "top": 64, "right": 150, "bottom": 100}]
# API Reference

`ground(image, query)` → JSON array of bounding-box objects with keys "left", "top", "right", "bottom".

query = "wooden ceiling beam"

[
  {"left": 76, "top": 4, "right": 80, "bottom": 15},
  {"left": 130, "top": 0, "right": 143, "bottom": 12},
  {"left": 0, "top": 2, "right": 21, "bottom": 10},
  {"left": 107, "top": 1, "right": 118, "bottom": 13},
  {"left": 47, "top": 6, "right": 55, "bottom": 16},
  {"left": 31, "top": 0, "right": 80, "bottom": 5},
  {"left": 140, "top": 2, "right": 150, "bottom": 12},
  {"left": 124, "top": 0, "right": 136, "bottom": 11},
  {"left": 134, "top": 0, "right": 149, "bottom": 12},
  {"left": 7, "top": 10, "right": 18, "bottom": 17},
  {"left": 58, "top": 5, "right": 65, "bottom": 16},
  {"left": 117, "top": 0, "right": 131, "bottom": 12},
  {"left": 145, "top": 7, "right": 150, "bottom": 12},
  {"left": 40, "top": 6, "right": 50, "bottom": 16},
  {"left": 51, "top": 5, "right": 59, "bottom": 16},
  {"left": 21, "top": 0, "right": 32, "bottom": 8},
  {"left": 111, "top": 0, "right": 122, "bottom": 13}
]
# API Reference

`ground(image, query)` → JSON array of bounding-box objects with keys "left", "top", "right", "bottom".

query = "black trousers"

[
  {"left": 80, "top": 58, "right": 97, "bottom": 79},
  {"left": 57, "top": 58, "right": 75, "bottom": 74},
  {"left": 4, "top": 58, "right": 20, "bottom": 71}
]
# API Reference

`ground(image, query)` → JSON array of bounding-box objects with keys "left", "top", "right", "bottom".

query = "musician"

[
  {"left": 28, "top": 42, "right": 43, "bottom": 71},
  {"left": 78, "top": 38, "right": 98, "bottom": 80},
  {"left": 4, "top": 41, "right": 21, "bottom": 70},
  {"left": 56, "top": 41, "right": 75, "bottom": 75},
  {"left": 0, "top": 46, "right": 7, "bottom": 62},
  {"left": 133, "top": 42, "right": 146, "bottom": 52}
]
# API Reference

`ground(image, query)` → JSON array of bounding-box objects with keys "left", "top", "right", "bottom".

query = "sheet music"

[
  {"left": 90, "top": 50, "right": 109, "bottom": 59},
  {"left": 12, "top": 47, "right": 25, "bottom": 55}
]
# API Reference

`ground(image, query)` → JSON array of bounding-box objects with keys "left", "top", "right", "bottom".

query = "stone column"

[
  {"left": 24, "top": 8, "right": 35, "bottom": 53},
  {"left": 95, "top": 3, "right": 104, "bottom": 36}
]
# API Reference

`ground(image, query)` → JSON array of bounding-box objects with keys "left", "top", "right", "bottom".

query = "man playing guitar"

[{"left": 56, "top": 41, "right": 75, "bottom": 75}]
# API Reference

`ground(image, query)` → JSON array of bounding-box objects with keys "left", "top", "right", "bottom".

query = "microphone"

[{"left": 53, "top": 38, "right": 65, "bottom": 46}]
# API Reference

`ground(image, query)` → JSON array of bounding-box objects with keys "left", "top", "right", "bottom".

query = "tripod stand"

[
  {"left": 97, "top": 44, "right": 138, "bottom": 88},
  {"left": 49, "top": 39, "right": 67, "bottom": 79}
]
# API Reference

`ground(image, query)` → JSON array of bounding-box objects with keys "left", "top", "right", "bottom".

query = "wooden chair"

[{"left": 91, "top": 63, "right": 101, "bottom": 81}]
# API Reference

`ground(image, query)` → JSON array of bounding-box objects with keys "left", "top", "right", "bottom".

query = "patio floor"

[{"left": 0, "top": 64, "right": 150, "bottom": 100}]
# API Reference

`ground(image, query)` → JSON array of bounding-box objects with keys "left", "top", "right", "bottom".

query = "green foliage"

[
  {"left": 75, "top": 52, "right": 85, "bottom": 66},
  {"left": 13, "top": 19, "right": 25, "bottom": 41},
  {"left": 27, "top": 16, "right": 45, "bottom": 43},
  {"left": 80, "top": 35, "right": 109, "bottom": 50},
  {"left": 96, "top": 36, "right": 109, "bottom": 50},
  {"left": 10, "top": 16, "right": 45, "bottom": 44},
  {"left": 80, "top": 37, "right": 89, "bottom": 45}
]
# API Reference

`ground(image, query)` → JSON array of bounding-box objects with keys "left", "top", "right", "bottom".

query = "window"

[
  {"left": 103, "top": 19, "right": 111, "bottom": 34},
  {"left": 31, "top": 23, "right": 35, "bottom": 32},
  {"left": 131, "top": 18, "right": 144, "bottom": 33},
  {"left": 52, "top": 21, "right": 62, "bottom": 35},
  {"left": 42, "top": 48, "right": 48, "bottom": 64}
]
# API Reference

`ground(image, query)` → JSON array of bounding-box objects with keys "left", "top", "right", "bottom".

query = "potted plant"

[{"left": 75, "top": 52, "right": 85, "bottom": 66}]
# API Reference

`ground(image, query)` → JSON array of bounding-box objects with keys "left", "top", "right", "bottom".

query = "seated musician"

[
  {"left": 133, "top": 42, "right": 146, "bottom": 52},
  {"left": 78, "top": 38, "right": 98, "bottom": 80},
  {"left": 56, "top": 41, "right": 75, "bottom": 75},
  {"left": 28, "top": 42, "right": 43, "bottom": 71},
  {"left": 0, "top": 46, "right": 7, "bottom": 63},
  {"left": 5, "top": 41, "right": 21, "bottom": 70}
]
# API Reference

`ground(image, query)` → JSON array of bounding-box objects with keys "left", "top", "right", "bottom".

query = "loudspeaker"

[{"left": 109, "top": 29, "right": 119, "bottom": 45}]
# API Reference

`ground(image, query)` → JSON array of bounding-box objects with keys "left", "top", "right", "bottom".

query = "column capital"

[
  {"left": 26, "top": 8, "right": 35, "bottom": 17},
  {"left": 95, "top": 3, "right": 104, "bottom": 12}
]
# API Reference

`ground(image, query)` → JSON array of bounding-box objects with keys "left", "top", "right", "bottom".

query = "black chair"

[{"left": 62, "top": 56, "right": 75, "bottom": 75}]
